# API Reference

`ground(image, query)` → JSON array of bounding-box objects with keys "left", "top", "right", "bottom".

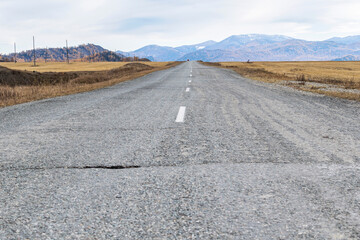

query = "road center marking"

[
  {"left": 189, "top": 80, "right": 192, "bottom": 83},
  {"left": 190, "top": 74, "right": 192, "bottom": 77},
  {"left": 186, "top": 88, "right": 190, "bottom": 92},
  {"left": 175, "top": 106, "right": 186, "bottom": 123}
]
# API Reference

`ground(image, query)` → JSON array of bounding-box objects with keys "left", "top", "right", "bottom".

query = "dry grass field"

[
  {"left": 0, "top": 61, "right": 170, "bottom": 73},
  {"left": 0, "top": 62, "right": 181, "bottom": 108},
  {"left": 204, "top": 61, "right": 360, "bottom": 101}
]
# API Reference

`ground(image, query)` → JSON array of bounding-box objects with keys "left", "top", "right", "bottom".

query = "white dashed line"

[
  {"left": 190, "top": 74, "right": 192, "bottom": 77},
  {"left": 175, "top": 106, "right": 186, "bottom": 123},
  {"left": 189, "top": 80, "right": 192, "bottom": 83},
  {"left": 186, "top": 88, "right": 190, "bottom": 92}
]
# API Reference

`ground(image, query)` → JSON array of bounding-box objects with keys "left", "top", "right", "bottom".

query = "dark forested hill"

[
  {"left": 82, "top": 51, "right": 125, "bottom": 62},
  {"left": 5, "top": 44, "right": 108, "bottom": 62}
]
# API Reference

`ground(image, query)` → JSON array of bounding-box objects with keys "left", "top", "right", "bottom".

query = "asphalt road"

[{"left": 1, "top": 61, "right": 360, "bottom": 239}]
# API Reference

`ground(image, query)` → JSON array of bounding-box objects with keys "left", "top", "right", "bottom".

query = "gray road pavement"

[{"left": 1, "top": 61, "right": 360, "bottom": 239}]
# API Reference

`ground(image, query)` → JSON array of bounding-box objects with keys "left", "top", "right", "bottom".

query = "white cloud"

[{"left": 0, "top": 0, "right": 359, "bottom": 53}]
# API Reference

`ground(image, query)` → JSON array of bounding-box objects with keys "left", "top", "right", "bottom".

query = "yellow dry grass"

[
  {"left": 0, "top": 61, "right": 168, "bottom": 73},
  {"left": 0, "top": 62, "right": 181, "bottom": 108},
  {"left": 220, "top": 61, "right": 360, "bottom": 84},
  {"left": 204, "top": 61, "right": 360, "bottom": 101}
]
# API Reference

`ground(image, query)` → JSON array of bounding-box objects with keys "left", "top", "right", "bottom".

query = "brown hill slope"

[{"left": 4, "top": 44, "right": 110, "bottom": 62}]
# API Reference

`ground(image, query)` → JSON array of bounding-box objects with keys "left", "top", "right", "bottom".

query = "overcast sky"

[{"left": 0, "top": 0, "right": 359, "bottom": 53}]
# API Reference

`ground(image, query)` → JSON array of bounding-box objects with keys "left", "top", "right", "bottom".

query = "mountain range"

[
  {"left": 117, "top": 34, "right": 360, "bottom": 62},
  {"left": 118, "top": 40, "right": 216, "bottom": 62},
  {"left": 2, "top": 34, "right": 360, "bottom": 63}
]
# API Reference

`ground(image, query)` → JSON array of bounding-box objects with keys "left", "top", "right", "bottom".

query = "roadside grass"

[
  {"left": 0, "top": 62, "right": 181, "bottom": 108},
  {"left": 203, "top": 61, "right": 360, "bottom": 101},
  {"left": 0, "top": 61, "right": 169, "bottom": 72}
]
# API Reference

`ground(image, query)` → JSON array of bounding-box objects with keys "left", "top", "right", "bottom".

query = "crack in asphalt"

[
  {"left": 1, "top": 161, "right": 356, "bottom": 172},
  {"left": 0, "top": 165, "right": 142, "bottom": 172},
  {"left": 82, "top": 165, "right": 141, "bottom": 169},
  {"left": 82, "top": 165, "right": 141, "bottom": 170}
]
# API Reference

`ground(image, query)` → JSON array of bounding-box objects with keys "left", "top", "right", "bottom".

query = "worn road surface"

[{"left": 1, "top": 62, "right": 360, "bottom": 239}]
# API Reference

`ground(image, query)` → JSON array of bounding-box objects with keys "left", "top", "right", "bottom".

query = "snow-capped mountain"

[
  {"left": 117, "top": 41, "right": 217, "bottom": 62},
  {"left": 118, "top": 34, "right": 360, "bottom": 62}
]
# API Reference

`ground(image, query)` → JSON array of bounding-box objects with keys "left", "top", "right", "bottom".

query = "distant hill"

[
  {"left": 332, "top": 55, "right": 360, "bottom": 61},
  {"left": 327, "top": 35, "right": 360, "bottom": 45},
  {"left": 205, "top": 34, "right": 293, "bottom": 51},
  {"left": 174, "top": 41, "right": 217, "bottom": 54},
  {"left": 82, "top": 51, "right": 150, "bottom": 62},
  {"left": 82, "top": 51, "right": 124, "bottom": 62},
  {"left": 4, "top": 44, "right": 108, "bottom": 62},
  {"left": 178, "top": 36, "right": 360, "bottom": 62},
  {"left": 0, "top": 55, "right": 12, "bottom": 62},
  {"left": 118, "top": 34, "right": 360, "bottom": 62},
  {"left": 116, "top": 41, "right": 218, "bottom": 62},
  {"left": 130, "top": 45, "right": 184, "bottom": 62},
  {"left": 2, "top": 43, "right": 150, "bottom": 63}
]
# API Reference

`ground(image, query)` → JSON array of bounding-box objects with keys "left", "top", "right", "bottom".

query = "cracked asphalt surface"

[{"left": 1, "top": 61, "right": 360, "bottom": 239}]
